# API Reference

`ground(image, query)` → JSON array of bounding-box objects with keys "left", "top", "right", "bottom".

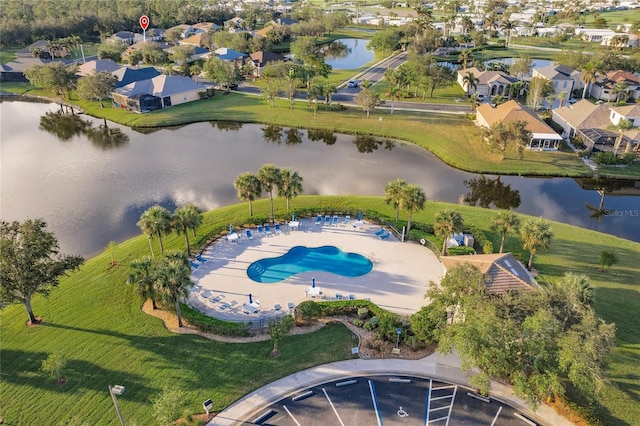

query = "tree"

[
  {"left": 613, "top": 118, "right": 634, "bottom": 155},
  {"left": 385, "top": 179, "right": 408, "bottom": 221},
  {"left": 526, "top": 76, "right": 554, "bottom": 110},
  {"left": 204, "top": 57, "right": 237, "bottom": 92},
  {"left": 491, "top": 210, "right": 520, "bottom": 253},
  {"left": 462, "top": 71, "right": 479, "bottom": 98},
  {"left": 234, "top": 172, "right": 262, "bottom": 216},
  {"left": 510, "top": 55, "right": 533, "bottom": 79},
  {"left": 154, "top": 251, "right": 193, "bottom": 327},
  {"left": 598, "top": 250, "right": 618, "bottom": 272},
  {"left": 127, "top": 256, "right": 159, "bottom": 309},
  {"left": 170, "top": 44, "right": 195, "bottom": 75},
  {"left": 484, "top": 120, "right": 531, "bottom": 161},
  {"left": 581, "top": 60, "right": 604, "bottom": 99},
  {"left": 0, "top": 219, "right": 84, "bottom": 325},
  {"left": 173, "top": 203, "right": 202, "bottom": 255},
  {"left": 401, "top": 184, "right": 426, "bottom": 234},
  {"left": 152, "top": 386, "right": 185, "bottom": 425},
  {"left": 76, "top": 71, "right": 118, "bottom": 108},
  {"left": 24, "top": 62, "right": 77, "bottom": 99},
  {"left": 354, "top": 85, "right": 379, "bottom": 118},
  {"left": 434, "top": 210, "right": 464, "bottom": 255},
  {"left": 258, "top": 164, "right": 282, "bottom": 222},
  {"left": 521, "top": 218, "right": 553, "bottom": 270},
  {"left": 137, "top": 205, "right": 172, "bottom": 257},
  {"left": 469, "top": 93, "right": 482, "bottom": 112},
  {"left": 458, "top": 49, "right": 474, "bottom": 68},
  {"left": 41, "top": 352, "right": 67, "bottom": 384},
  {"left": 128, "top": 50, "right": 143, "bottom": 67},
  {"left": 268, "top": 314, "right": 294, "bottom": 356},
  {"left": 278, "top": 169, "right": 303, "bottom": 211},
  {"left": 612, "top": 81, "right": 629, "bottom": 104},
  {"left": 367, "top": 28, "right": 401, "bottom": 56}
]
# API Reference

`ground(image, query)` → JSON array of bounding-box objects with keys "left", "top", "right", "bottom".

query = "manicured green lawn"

[
  {"left": 1, "top": 196, "right": 639, "bottom": 425},
  {"left": 0, "top": 46, "right": 22, "bottom": 65}
]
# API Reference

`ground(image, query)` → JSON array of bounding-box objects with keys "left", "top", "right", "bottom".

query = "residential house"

[
  {"left": 590, "top": 71, "right": 640, "bottom": 102},
  {"left": 552, "top": 100, "right": 639, "bottom": 152},
  {"left": 214, "top": 47, "right": 248, "bottom": 67},
  {"left": 15, "top": 40, "right": 70, "bottom": 59},
  {"left": 111, "top": 66, "right": 161, "bottom": 88},
  {"left": 109, "top": 31, "right": 136, "bottom": 45},
  {"left": 441, "top": 253, "right": 539, "bottom": 295},
  {"left": 250, "top": 51, "right": 286, "bottom": 77},
  {"left": 224, "top": 17, "right": 245, "bottom": 30},
  {"left": 166, "top": 45, "right": 211, "bottom": 63},
  {"left": 532, "top": 64, "right": 580, "bottom": 97},
  {"left": 77, "top": 59, "right": 122, "bottom": 77},
  {"left": 112, "top": 74, "right": 209, "bottom": 112},
  {"left": 122, "top": 41, "right": 173, "bottom": 62},
  {"left": 457, "top": 67, "right": 518, "bottom": 98},
  {"left": 1, "top": 57, "right": 71, "bottom": 82},
  {"left": 575, "top": 28, "right": 615, "bottom": 43},
  {"left": 476, "top": 100, "right": 563, "bottom": 150}
]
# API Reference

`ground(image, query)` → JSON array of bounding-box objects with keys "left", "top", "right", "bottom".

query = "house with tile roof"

[
  {"left": 112, "top": 75, "right": 209, "bottom": 112},
  {"left": 214, "top": 47, "right": 248, "bottom": 67},
  {"left": 77, "top": 59, "right": 122, "bottom": 77},
  {"left": 532, "top": 64, "right": 581, "bottom": 97},
  {"left": 441, "top": 253, "right": 539, "bottom": 295},
  {"left": 0, "top": 57, "right": 75, "bottom": 82},
  {"left": 250, "top": 51, "right": 286, "bottom": 77},
  {"left": 476, "top": 100, "right": 563, "bottom": 150},
  {"left": 590, "top": 71, "right": 640, "bottom": 102},
  {"left": 457, "top": 67, "right": 518, "bottom": 99},
  {"left": 552, "top": 99, "right": 639, "bottom": 153}
]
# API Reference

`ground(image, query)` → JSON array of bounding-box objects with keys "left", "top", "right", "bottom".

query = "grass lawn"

[
  {"left": 0, "top": 46, "right": 22, "bottom": 65},
  {"left": 1, "top": 196, "right": 639, "bottom": 425}
]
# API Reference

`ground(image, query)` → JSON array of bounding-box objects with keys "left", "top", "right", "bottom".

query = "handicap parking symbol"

[{"left": 397, "top": 406, "right": 408, "bottom": 417}]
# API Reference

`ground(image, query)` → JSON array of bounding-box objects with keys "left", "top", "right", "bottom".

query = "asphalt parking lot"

[{"left": 245, "top": 375, "right": 537, "bottom": 426}]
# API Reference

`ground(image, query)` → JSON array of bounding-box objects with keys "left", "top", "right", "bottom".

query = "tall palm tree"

[
  {"left": 154, "top": 251, "right": 193, "bottom": 327},
  {"left": 611, "top": 81, "right": 629, "bottom": 104},
  {"left": 434, "top": 209, "right": 464, "bottom": 256},
  {"left": 613, "top": 118, "right": 634, "bottom": 155},
  {"left": 173, "top": 203, "right": 202, "bottom": 255},
  {"left": 462, "top": 71, "right": 479, "bottom": 98},
  {"left": 234, "top": 172, "right": 262, "bottom": 216},
  {"left": 521, "top": 218, "right": 553, "bottom": 270},
  {"left": 501, "top": 20, "right": 515, "bottom": 47},
  {"left": 278, "top": 169, "right": 303, "bottom": 211},
  {"left": 401, "top": 184, "right": 426, "bottom": 234},
  {"left": 258, "top": 164, "right": 282, "bottom": 222},
  {"left": 384, "top": 179, "right": 408, "bottom": 221},
  {"left": 137, "top": 205, "right": 172, "bottom": 257},
  {"left": 127, "top": 256, "right": 158, "bottom": 309},
  {"left": 581, "top": 60, "right": 603, "bottom": 99},
  {"left": 387, "top": 86, "right": 401, "bottom": 114},
  {"left": 491, "top": 210, "right": 520, "bottom": 253},
  {"left": 458, "top": 49, "right": 474, "bottom": 68},
  {"left": 469, "top": 92, "right": 482, "bottom": 111}
]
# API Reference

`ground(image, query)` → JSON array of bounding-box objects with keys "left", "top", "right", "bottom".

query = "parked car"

[{"left": 347, "top": 80, "right": 359, "bottom": 88}]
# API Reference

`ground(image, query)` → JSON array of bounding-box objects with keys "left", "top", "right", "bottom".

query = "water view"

[
  {"left": 324, "top": 38, "right": 374, "bottom": 69},
  {"left": 1, "top": 101, "right": 638, "bottom": 257}
]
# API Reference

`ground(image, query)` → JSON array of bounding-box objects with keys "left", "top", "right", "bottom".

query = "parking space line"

[
  {"left": 424, "top": 379, "right": 432, "bottom": 426},
  {"left": 425, "top": 381, "right": 457, "bottom": 426},
  {"left": 368, "top": 380, "right": 383, "bottom": 426},
  {"left": 431, "top": 385, "right": 456, "bottom": 390},
  {"left": 323, "top": 388, "right": 345, "bottom": 426},
  {"left": 429, "top": 415, "right": 449, "bottom": 423},
  {"left": 430, "top": 406, "right": 450, "bottom": 413},
  {"left": 444, "top": 386, "right": 458, "bottom": 426},
  {"left": 282, "top": 405, "right": 301, "bottom": 426},
  {"left": 431, "top": 395, "right": 454, "bottom": 401},
  {"left": 490, "top": 406, "right": 503, "bottom": 426}
]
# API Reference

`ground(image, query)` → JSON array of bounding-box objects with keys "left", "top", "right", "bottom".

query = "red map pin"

[{"left": 139, "top": 15, "right": 150, "bottom": 31}]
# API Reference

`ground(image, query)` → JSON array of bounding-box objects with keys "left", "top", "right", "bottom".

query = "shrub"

[
  {"left": 370, "top": 316, "right": 379, "bottom": 328},
  {"left": 180, "top": 304, "right": 249, "bottom": 336},
  {"left": 363, "top": 321, "right": 374, "bottom": 331},
  {"left": 357, "top": 307, "right": 370, "bottom": 319},
  {"left": 297, "top": 300, "right": 323, "bottom": 321},
  {"left": 592, "top": 151, "right": 618, "bottom": 165},
  {"left": 404, "top": 334, "right": 428, "bottom": 351},
  {"left": 621, "top": 153, "right": 636, "bottom": 165},
  {"left": 352, "top": 318, "right": 364, "bottom": 327},
  {"left": 446, "top": 246, "right": 475, "bottom": 255},
  {"left": 468, "top": 372, "right": 491, "bottom": 396}
]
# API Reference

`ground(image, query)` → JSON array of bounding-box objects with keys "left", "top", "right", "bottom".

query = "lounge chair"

[
  {"left": 349, "top": 294, "right": 356, "bottom": 300},
  {"left": 335, "top": 293, "right": 344, "bottom": 300},
  {"left": 274, "top": 303, "right": 282, "bottom": 311},
  {"left": 264, "top": 224, "right": 273, "bottom": 236},
  {"left": 332, "top": 215, "right": 339, "bottom": 226},
  {"left": 341, "top": 216, "right": 350, "bottom": 227},
  {"left": 190, "top": 261, "right": 200, "bottom": 269},
  {"left": 374, "top": 228, "right": 386, "bottom": 236},
  {"left": 246, "top": 229, "right": 254, "bottom": 239},
  {"left": 315, "top": 214, "right": 322, "bottom": 225},
  {"left": 324, "top": 215, "right": 331, "bottom": 225},
  {"left": 274, "top": 223, "right": 282, "bottom": 235},
  {"left": 257, "top": 225, "right": 264, "bottom": 235},
  {"left": 211, "top": 294, "right": 224, "bottom": 303},
  {"left": 195, "top": 254, "right": 207, "bottom": 263},
  {"left": 379, "top": 232, "right": 391, "bottom": 240},
  {"left": 200, "top": 290, "right": 214, "bottom": 299},
  {"left": 287, "top": 301, "right": 295, "bottom": 311}
]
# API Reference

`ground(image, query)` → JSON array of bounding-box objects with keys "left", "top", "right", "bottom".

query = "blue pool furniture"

[
  {"left": 274, "top": 303, "right": 282, "bottom": 311},
  {"left": 190, "top": 261, "right": 200, "bottom": 269},
  {"left": 374, "top": 228, "right": 386, "bottom": 236},
  {"left": 332, "top": 215, "right": 339, "bottom": 226},
  {"left": 379, "top": 232, "right": 391, "bottom": 240},
  {"left": 211, "top": 294, "right": 224, "bottom": 303},
  {"left": 341, "top": 216, "right": 350, "bottom": 227},
  {"left": 275, "top": 223, "right": 282, "bottom": 235},
  {"left": 257, "top": 225, "right": 264, "bottom": 235},
  {"left": 195, "top": 254, "right": 207, "bottom": 263},
  {"left": 287, "top": 301, "right": 295, "bottom": 311},
  {"left": 264, "top": 224, "right": 273, "bottom": 236},
  {"left": 324, "top": 215, "right": 331, "bottom": 225},
  {"left": 335, "top": 293, "right": 344, "bottom": 300},
  {"left": 246, "top": 229, "right": 254, "bottom": 239},
  {"left": 349, "top": 294, "right": 356, "bottom": 300},
  {"left": 315, "top": 214, "right": 322, "bottom": 225},
  {"left": 200, "top": 290, "right": 214, "bottom": 299}
]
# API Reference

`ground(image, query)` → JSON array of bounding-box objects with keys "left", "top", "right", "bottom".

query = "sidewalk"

[{"left": 208, "top": 351, "right": 574, "bottom": 426}]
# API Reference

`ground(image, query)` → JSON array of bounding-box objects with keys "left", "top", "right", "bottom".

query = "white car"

[{"left": 347, "top": 80, "right": 359, "bottom": 88}]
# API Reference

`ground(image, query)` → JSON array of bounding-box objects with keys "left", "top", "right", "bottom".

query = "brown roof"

[
  {"left": 553, "top": 99, "right": 611, "bottom": 129},
  {"left": 605, "top": 70, "right": 640, "bottom": 85},
  {"left": 250, "top": 50, "right": 285, "bottom": 66},
  {"left": 441, "top": 253, "right": 539, "bottom": 295},
  {"left": 181, "top": 33, "right": 204, "bottom": 46},
  {"left": 476, "top": 100, "right": 559, "bottom": 134}
]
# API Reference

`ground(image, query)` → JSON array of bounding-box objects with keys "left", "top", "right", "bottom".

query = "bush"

[
  {"left": 317, "top": 103, "right": 345, "bottom": 111},
  {"left": 446, "top": 246, "right": 475, "bottom": 255},
  {"left": 370, "top": 316, "right": 379, "bottom": 328},
  {"left": 621, "top": 153, "right": 636, "bottom": 165},
  {"left": 404, "top": 334, "right": 428, "bottom": 351},
  {"left": 592, "top": 151, "right": 618, "bottom": 165},
  {"left": 297, "top": 300, "right": 323, "bottom": 321},
  {"left": 180, "top": 304, "right": 249, "bottom": 337},
  {"left": 468, "top": 372, "right": 491, "bottom": 396},
  {"left": 363, "top": 321, "right": 374, "bottom": 331},
  {"left": 357, "top": 307, "right": 370, "bottom": 319},
  {"left": 352, "top": 318, "right": 364, "bottom": 327}
]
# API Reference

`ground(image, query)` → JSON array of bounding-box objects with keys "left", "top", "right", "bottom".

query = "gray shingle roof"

[{"left": 114, "top": 74, "right": 205, "bottom": 98}]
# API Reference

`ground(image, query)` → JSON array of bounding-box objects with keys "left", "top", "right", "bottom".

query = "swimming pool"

[{"left": 247, "top": 245, "right": 373, "bottom": 283}]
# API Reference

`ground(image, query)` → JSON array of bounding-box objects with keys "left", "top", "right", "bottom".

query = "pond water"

[
  {"left": 324, "top": 38, "right": 374, "bottom": 70},
  {"left": 1, "top": 101, "right": 638, "bottom": 257}
]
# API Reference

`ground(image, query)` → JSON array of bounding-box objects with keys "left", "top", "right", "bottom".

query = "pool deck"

[{"left": 187, "top": 218, "right": 445, "bottom": 322}]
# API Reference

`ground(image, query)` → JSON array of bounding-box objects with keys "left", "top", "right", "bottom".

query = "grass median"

[{"left": 1, "top": 196, "right": 639, "bottom": 425}]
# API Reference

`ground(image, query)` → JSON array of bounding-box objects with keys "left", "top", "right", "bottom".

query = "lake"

[
  {"left": 1, "top": 101, "right": 638, "bottom": 257},
  {"left": 324, "top": 38, "right": 374, "bottom": 70}
]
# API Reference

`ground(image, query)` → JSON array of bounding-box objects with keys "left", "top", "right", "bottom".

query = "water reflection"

[
  {"left": 463, "top": 175, "right": 521, "bottom": 209},
  {"left": 324, "top": 38, "right": 373, "bottom": 70},
  {"left": 307, "top": 129, "right": 337, "bottom": 145},
  {"left": 86, "top": 119, "right": 129, "bottom": 150},
  {"left": 285, "top": 128, "right": 303, "bottom": 145},
  {"left": 324, "top": 40, "right": 350, "bottom": 58},
  {"left": 262, "top": 125, "right": 284, "bottom": 143},
  {"left": 40, "top": 111, "right": 129, "bottom": 149},
  {"left": 353, "top": 135, "right": 395, "bottom": 153},
  {"left": 212, "top": 121, "right": 243, "bottom": 131}
]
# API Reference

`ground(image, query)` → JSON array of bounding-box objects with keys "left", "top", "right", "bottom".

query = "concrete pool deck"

[{"left": 187, "top": 218, "right": 445, "bottom": 321}]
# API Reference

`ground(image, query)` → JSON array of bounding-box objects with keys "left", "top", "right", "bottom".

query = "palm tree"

[
  {"left": 462, "top": 71, "right": 479, "bottom": 98},
  {"left": 401, "top": 184, "right": 426, "bottom": 234},
  {"left": 434, "top": 209, "right": 464, "bottom": 256},
  {"left": 127, "top": 257, "right": 158, "bottom": 309},
  {"left": 521, "top": 218, "right": 553, "bottom": 270},
  {"left": 458, "top": 49, "right": 474, "bottom": 68},
  {"left": 234, "top": 172, "right": 262, "bottom": 216},
  {"left": 611, "top": 81, "right": 629, "bottom": 104},
  {"left": 613, "top": 118, "right": 634, "bottom": 155},
  {"left": 321, "top": 83, "right": 337, "bottom": 104},
  {"left": 137, "top": 205, "right": 172, "bottom": 257},
  {"left": 154, "top": 251, "right": 193, "bottom": 327},
  {"left": 258, "top": 164, "right": 282, "bottom": 222},
  {"left": 278, "top": 169, "right": 303, "bottom": 211},
  {"left": 491, "top": 210, "right": 520, "bottom": 253},
  {"left": 173, "top": 203, "right": 202, "bottom": 255},
  {"left": 469, "top": 92, "right": 482, "bottom": 111},
  {"left": 502, "top": 20, "right": 515, "bottom": 47},
  {"left": 581, "top": 60, "right": 603, "bottom": 99},
  {"left": 460, "top": 16, "right": 474, "bottom": 34},
  {"left": 387, "top": 86, "right": 401, "bottom": 114},
  {"left": 384, "top": 179, "right": 408, "bottom": 221}
]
